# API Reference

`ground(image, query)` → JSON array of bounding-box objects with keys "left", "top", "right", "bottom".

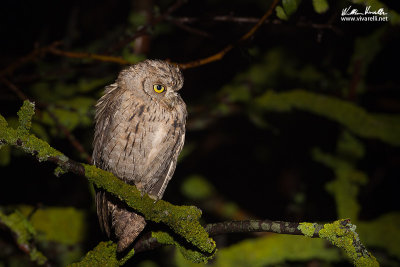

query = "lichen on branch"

[
  {"left": 84, "top": 163, "right": 216, "bottom": 261},
  {"left": 1, "top": 101, "right": 380, "bottom": 267},
  {"left": 0, "top": 100, "right": 216, "bottom": 264},
  {"left": 298, "top": 219, "right": 379, "bottom": 267}
]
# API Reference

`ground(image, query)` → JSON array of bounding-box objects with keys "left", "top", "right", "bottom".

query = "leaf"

[
  {"left": 312, "top": 0, "right": 329, "bottom": 14},
  {"left": 275, "top": 6, "right": 288, "bottom": 20},
  {"left": 283, "top": 0, "right": 300, "bottom": 16}
]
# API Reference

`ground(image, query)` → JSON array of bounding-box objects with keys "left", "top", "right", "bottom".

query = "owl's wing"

[
  {"left": 93, "top": 83, "right": 129, "bottom": 241},
  {"left": 147, "top": 131, "right": 186, "bottom": 199},
  {"left": 92, "top": 83, "right": 120, "bottom": 167}
]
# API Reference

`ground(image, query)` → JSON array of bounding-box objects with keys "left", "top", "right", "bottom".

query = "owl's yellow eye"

[{"left": 153, "top": 84, "right": 165, "bottom": 93}]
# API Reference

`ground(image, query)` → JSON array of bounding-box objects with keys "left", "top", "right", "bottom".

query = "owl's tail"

[
  {"left": 96, "top": 189, "right": 146, "bottom": 252},
  {"left": 112, "top": 208, "right": 146, "bottom": 252}
]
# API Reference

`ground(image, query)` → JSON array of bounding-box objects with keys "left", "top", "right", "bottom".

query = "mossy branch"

[
  {"left": 0, "top": 100, "right": 216, "bottom": 264},
  {"left": 0, "top": 210, "right": 48, "bottom": 266},
  {"left": 1, "top": 101, "right": 379, "bottom": 266},
  {"left": 298, "top": 219, "right": 378, "bottom": 267},
  {"left": 131, "top": 218, "right": 379, "bottom": 266},
  {"left": 204, "top": 218, "right": 378, "bottom": 266}
]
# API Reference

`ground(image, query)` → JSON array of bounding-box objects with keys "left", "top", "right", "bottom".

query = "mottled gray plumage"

[{"left": 92, "top": 60, "right": 186, "bottom": 252}]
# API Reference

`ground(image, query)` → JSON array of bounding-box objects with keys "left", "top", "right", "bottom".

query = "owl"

[{"left": 92, "top": 59, "right": 187, "bottom": 252}]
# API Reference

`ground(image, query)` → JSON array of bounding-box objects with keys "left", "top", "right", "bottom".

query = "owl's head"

[{"left": 118, "top": 59, "right": 184, "bottom": 109}]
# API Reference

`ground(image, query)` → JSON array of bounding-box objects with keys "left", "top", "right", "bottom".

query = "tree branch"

[
  {"left": 0, "top": 1, "right": 279, "bottom": 72},
  {"left": 172, "top": 0, "right": 280, "bottom": 69},
  {"left": 127, "top": 218, "right": 379, "bottom": 267},
  {"left": 0, "top": 101, "right": 215, "bottom": 264},
  {"left": 0, "top": 101, "right": 378, "bottom": 267},
  {"left": 47, "top": 47, "right": 130, "bottom": 65}
]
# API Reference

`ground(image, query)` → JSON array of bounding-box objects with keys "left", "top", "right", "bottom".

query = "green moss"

[
  {"left": 68, "top": 241, "right": 119, "bottom": 267},
  {"left": 0, "top": 103, "right": 66, "bottom": 162},
  {"left": 84, "top": 164, "right": 216, "bottom": 262},
  {"left": 319, "top": 219, "right": 379, "bottom": 267},
  {"left": 17, "top": 100, "right": 35, "bottom": 135},
  {"left": 298, "top": 222, "right": 317, "bottom": 237},
  {"left": 181, "top": 175, "right": 215, "bottom": 201},
  {"left": 0, "top": 210, "right": 47, "bottom": 265},
  {"left": 119, "top": 247, "right": 136, "bottom": 266},
  {"left": 1, "top": 102, "right": 216, "bottom": 264},
  {"left": 54, "top": 166, "right": 67, "bottom": 177}
]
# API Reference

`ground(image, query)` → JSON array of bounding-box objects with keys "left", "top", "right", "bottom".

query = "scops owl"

[{"left": 92, "top": 59, "right": 187, "bottom": 252}]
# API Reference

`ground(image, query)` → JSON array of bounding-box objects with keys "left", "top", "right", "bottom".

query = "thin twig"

[
  {"left": 205, "top": 219, "right": 319, "bottom": 237},
  {"left": 48, "top": 47, "right": 130, "bottom": 65},
  {"left": 134, "top": 219, "right": 306, "bottom": 253},
  {"left": 173, "top": 0, "right": 280, "bottom": 69}
]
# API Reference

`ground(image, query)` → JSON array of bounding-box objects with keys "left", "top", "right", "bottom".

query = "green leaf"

[
  {"left": 283, "top": 0, "right": 300, "bottom": 17},
  {"left": 181, "top": 175, "right": 215, "bottom": 201},
  {"left": 275, "top": 6, "right": 288, "bottom": 20},
  {"left": 312, "top": 0, "right": 329, "bottom": 14}
]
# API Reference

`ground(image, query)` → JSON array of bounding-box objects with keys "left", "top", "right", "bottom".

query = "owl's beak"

[
  {"left": 163, "top": 90, "right": 179, "bottom": 109},
  {"left": 166, "top": 90, "right": 178, "bottom": 98}
]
